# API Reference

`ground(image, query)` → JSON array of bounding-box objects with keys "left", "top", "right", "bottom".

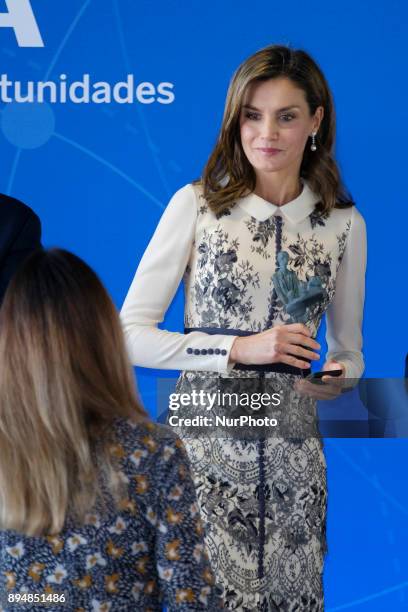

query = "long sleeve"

[
  {"left": 120, "top": 184, "right": 236, "bottom": 373},
  {"left": 153, "top": 433, "right": 222, "bottom": 610},
  {"left": 325, "top": 206, "right": 366, "bottom": 379}
]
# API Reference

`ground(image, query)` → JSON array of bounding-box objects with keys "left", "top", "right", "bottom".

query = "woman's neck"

[{"left": 254, "top": 173, "right": 303, "bottom": 206}]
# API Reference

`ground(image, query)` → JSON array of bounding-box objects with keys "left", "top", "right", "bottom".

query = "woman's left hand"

[
  {"left": 295, "top": 360, "right": 346, "bottom": 400},
  {"left": 321, "top": 360, "right": 345, "bottom": 380}
]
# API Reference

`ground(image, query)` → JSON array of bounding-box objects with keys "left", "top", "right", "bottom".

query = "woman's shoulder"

[
  {"left": 332, "top": 204, "right": 366, "bottom": 227},
  {"left": 350, "top": 205, "right": 365, "bottom": 223},
  {"left": 169, "top": 182, "right": 201, "bottom": 205},
  {"left": 159, "top": 182, "right": 202, "bottom": 223},
  {"left": 328, "top": 202, "right": 365, "bottom": 227},
  {"left": 111, "top": 417, "right": 188, "bottom": 470},
  {"left": 113, "top": 415, "right": 179, "bottom": 442}
]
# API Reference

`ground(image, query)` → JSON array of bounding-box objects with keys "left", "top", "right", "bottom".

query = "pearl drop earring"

[{"left": 311, "top": 132, "right": 317, "bottom": 151}]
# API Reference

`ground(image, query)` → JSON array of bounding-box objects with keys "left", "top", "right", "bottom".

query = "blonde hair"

[
  {"left": 0, "top": 249, "right": 148, "bottom": 536},
  {"left": 196, "top": 44, "right": 353, "bottom": 215}
]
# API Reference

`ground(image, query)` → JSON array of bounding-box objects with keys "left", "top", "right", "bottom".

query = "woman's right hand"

[{"left": 229, "top": 323, "right": 320, "bottom": 369}]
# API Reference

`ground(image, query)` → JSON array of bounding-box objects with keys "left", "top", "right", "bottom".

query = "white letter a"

[{"left": 0, "top": 0, "right": 44, "bottom": 47}]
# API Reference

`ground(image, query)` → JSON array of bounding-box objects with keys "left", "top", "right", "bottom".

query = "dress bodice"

[
  {"left": 121, "top": 181, "right": 366, "bottom": 379},
  {"left": 184, "top": 182, "right": 352, "bottom": 339}
]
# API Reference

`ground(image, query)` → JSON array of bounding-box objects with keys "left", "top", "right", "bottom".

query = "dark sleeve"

[
  {"left": 154, "top": 436, "right": 223, "bottom": 610},
  {"left": 0, "top": 209, "right": 42, "bottom": 303}
]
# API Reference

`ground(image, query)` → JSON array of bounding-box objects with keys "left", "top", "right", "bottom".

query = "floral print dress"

[{"left": 121, "top": 180, "right": 366, "bottom": 611}]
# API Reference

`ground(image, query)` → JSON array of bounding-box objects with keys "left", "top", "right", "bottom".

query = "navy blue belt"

[{"left": 184, "top": 327, "right": 311, "bottom": 377}]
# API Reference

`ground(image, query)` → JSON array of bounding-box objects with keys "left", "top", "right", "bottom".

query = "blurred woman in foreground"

[{"left": 0, "top": 249, "right": 220, "bottom": 611}]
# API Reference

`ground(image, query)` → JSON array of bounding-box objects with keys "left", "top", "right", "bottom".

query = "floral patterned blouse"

[{"left": 0, "top": 418, "right": 222, "bottom": 611}]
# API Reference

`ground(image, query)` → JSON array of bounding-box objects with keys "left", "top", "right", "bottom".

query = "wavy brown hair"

[
  {"left": 0, "top": 248, "right": 148, "bottom": 536},
  {"left": 196, "top": 44, "right": 353, "bottom": 215}
]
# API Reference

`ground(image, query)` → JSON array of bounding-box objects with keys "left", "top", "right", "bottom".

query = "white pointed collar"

[{"left": 237, "top": 179, "right": 320, "bottom": 223}]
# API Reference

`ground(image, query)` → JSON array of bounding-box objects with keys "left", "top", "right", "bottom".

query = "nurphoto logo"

[{"left": 0, "top": 0, "right": 44, "bottom": 47}]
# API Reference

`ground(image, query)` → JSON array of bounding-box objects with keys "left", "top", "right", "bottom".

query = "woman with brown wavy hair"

[
  {"left": 122, "top": 44, "right": 366, "bottom": 610},
  {"left": 0, "top": 249, "right": 221, "bottom": 610}
]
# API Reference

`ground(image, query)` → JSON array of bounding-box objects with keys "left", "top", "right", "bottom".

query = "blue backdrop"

[{"left": 0, "top": 1, "right": 407, "bottom": 609}]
